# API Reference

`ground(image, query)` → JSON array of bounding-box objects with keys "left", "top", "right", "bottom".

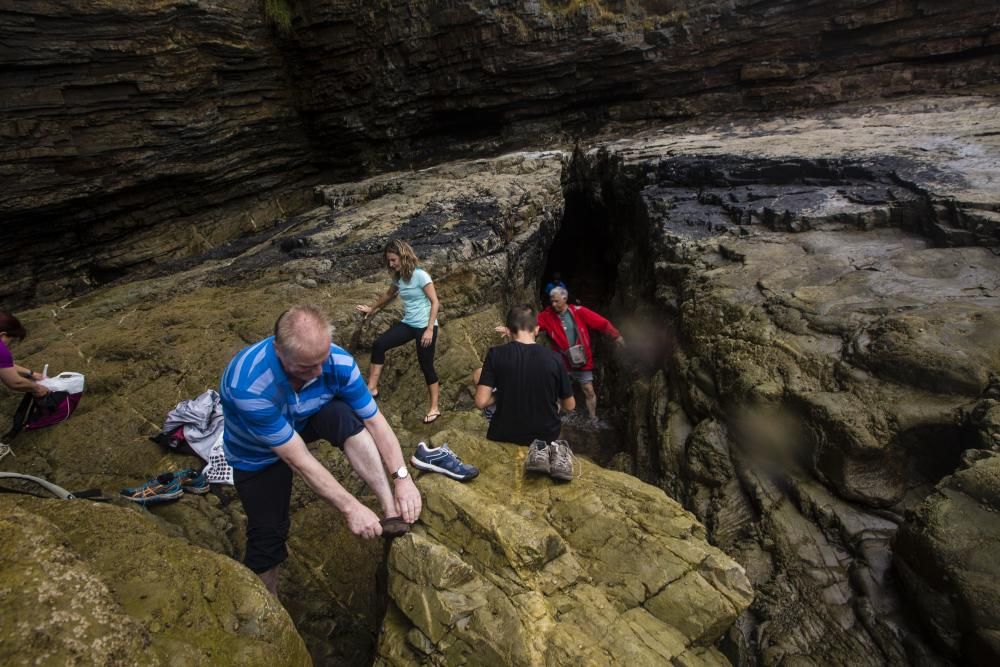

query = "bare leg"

[
  {"left": 258, "top": 566, "right": 280, "bottom": 596},
  {"left": 427, "top": 381, "right": 440, "bottom": 415},
  {"left": 581, "top": 382, "right": 598, "bottom": 419},
  {"left": 367, "top": 363, "right": 384, "bottom": 393},
  {"left": 471, "top": 368, "right": 482, "bottom": 384},
  {"left": 343, "top": 427, "right": 396, "bottom": 517}
]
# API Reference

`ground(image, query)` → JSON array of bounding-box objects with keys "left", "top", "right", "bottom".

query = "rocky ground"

[{"left": 2, "top": 93, "right": 998, "bottom": 665}]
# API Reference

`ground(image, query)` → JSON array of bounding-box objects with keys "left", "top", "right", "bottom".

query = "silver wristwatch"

[{"left": 392, "top": 465, "right": 409, "bottom": 480}]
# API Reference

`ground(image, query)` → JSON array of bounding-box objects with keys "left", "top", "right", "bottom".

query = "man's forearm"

[
  {"left": 364, "top": 412, "right": 406, "bottom": 472},
  {"left": 276, "top": 435, "right": 358, "bottom": 513}
]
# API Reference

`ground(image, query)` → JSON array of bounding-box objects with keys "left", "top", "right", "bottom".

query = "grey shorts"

[{"left": 569, "top": 370, "right": 594, "bottom": 384}]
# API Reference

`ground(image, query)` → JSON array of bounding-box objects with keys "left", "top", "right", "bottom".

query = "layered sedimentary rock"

[
  {"left": 290, "top": 0, "right": 1000, "bottom": 165},
  {"left": 3, "top": 0, "right": 998, "bottom": 305},
  {"left": 0, "top": 0, "right": 316, "bottom": 304}
]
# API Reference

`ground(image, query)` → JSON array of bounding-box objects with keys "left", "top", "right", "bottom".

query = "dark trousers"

[
  {"left": 234, "top": 399, "right": 365, "bottom": 573},
  {"left": 370, "top": 321, "right": 439, "bottom": 385}
]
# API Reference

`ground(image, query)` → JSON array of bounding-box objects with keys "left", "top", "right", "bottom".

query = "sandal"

[
  {"left": 380, "top": 516, "right": 410, "bottom": 538},
  {"left": 422, "top": 410, "right": 441, "bottom": 424}
]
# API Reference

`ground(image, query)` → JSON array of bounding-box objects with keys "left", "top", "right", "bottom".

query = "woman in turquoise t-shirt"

[{"left": 356, "top": 239, "right": 442, "bottom": 423}]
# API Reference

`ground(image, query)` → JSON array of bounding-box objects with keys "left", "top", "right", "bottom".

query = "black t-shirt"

[{"left": 479, "top": 341, "right": 573, "bottom": 445}]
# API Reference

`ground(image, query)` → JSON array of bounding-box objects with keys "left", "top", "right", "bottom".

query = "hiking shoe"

[
  {"left": 524, "top": 439, "right": 550, "bottom": 474},
  {"left": 548, "top": 440, "right": 575, "bottom": 482},
  {"left": 173, "top": 468, "right": 209, "bottom": 495},
  {"left": 411, "top": 442, "right": 480, "bottom": 481},
  {"left": 120, "top": 474, "right": 183, "bottom": 504}
]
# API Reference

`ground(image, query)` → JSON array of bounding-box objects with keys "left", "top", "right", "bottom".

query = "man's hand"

[
  {"left": 32, "top": 383, "right": 50, "bottom": 398},
  {"left": 394, "top": 476, "right": 422, "bottom": 523},
  {"left": 343, "top": 500, "right": 383, "bottom": 539},
  {"left": 494, "top": 325, "right": 510, "bottom": 338}
]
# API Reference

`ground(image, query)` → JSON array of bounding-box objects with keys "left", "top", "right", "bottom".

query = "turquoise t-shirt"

[{"left": 397, "top": 268, "right": 437, "bottom": 328}]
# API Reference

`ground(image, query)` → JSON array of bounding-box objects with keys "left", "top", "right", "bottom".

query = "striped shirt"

[{"left": 220, "top": 337, "right": 377, "bottom": 471}]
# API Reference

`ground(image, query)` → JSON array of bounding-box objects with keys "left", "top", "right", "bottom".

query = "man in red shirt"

[{"left": 536, "top": 286, "right": 624, "bottom": 421}]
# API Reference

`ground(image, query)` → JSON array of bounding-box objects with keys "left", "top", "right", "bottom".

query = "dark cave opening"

[
  {"left": 540, "top": 191, "right": 620, "bottom": 309},
  {"left": 539, "top": 185, "right": 656, "bottom": 468}
]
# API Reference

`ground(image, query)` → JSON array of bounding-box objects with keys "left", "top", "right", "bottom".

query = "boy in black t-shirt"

[{"left": 473, "top": 305, "right": 577, "bottom": 480}]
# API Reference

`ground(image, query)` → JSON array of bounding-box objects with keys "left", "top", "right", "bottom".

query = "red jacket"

[{"left": 537, "top": 305, "right": 621, "bottom": 371}]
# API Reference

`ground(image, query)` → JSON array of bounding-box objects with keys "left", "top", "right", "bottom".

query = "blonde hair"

[
  {"left": 274, "top": 305, "right": 333, "bottom": 357},
  {"left": 384, "top": 238, "right": 419, "bottom": 282}
]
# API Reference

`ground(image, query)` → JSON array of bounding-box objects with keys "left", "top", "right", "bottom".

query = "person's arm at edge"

[
  {"left": 578, "top": 306, "right": 623, "bottom": 344},
  {"left": 273, "top": 432, "right": 383, "bottom": 538},
  {"left": 357, "top": 284, "right": 399, "bottom": 318},
  {"left": 0, "top": 366, "right": 49, "bottom": 396},
  {"left": 474, "top": 384, "right": 495, "bottom": 410},
  {"left": 420, "top": 278, "right": 440, "bottom": 347},
  {"left": 362, "top": 410, "right": 422, "bottom": 523}
]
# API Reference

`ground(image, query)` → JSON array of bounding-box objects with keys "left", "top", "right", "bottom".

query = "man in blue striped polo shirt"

[{"left": 221, "top": 305, "right": 421, "bottom": 595}]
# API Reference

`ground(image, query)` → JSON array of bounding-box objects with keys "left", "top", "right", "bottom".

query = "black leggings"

[{"left": 371, "top": 321, "right": 438, "bottom": 385}]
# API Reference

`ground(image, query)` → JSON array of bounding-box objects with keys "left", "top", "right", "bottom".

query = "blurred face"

[
  {"left": 549, "top": 292, "right": 568, "bottom": 313},
  {"left": 0, "top": 332, "right": 12, "bottom": 346},
  {"left": 276, "top": 338, "right": 330, "bottom": 385},
  {"left": 386, "top": 252, "right": 401, "bottom": 271}
]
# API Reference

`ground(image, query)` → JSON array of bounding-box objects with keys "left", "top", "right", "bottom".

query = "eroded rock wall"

[
  {"left": 0, "top": 0, "right": 316, "bottom": 304},
  {"left": 289, "top": 0, "right": 1000, "bottom": 164},
  {"left": 4, "top": 0, "right": 999, "bottom": 306},
  {"left": 565, "top": 95, "right": 1000, "bottom": 665}
]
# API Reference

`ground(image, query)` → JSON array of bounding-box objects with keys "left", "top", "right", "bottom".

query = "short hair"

[
  {"left": 273, "top": 305, "right": 333, "bottom": 357},
  {"left": 505, "top": 304, "right": 536, "bottom": 334},
  {"left": 549, "top": 286, "right": 568, "bottom": 300},
  {"left": 0, "top": 311, "right": 26, "bottom": 340},
  {"left": 384, "top": 238, "right": 419, "bottom": 282}
]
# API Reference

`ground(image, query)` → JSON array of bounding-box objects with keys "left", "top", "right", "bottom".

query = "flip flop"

[
  {"left": 380, "top": 516, "right": 410, "bottom": 538},
  {"left": 422, "top": 410, "right": 441, "bottom": 424}
]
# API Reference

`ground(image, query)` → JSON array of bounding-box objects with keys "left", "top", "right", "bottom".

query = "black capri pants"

[
  {"left": 233, "top": 399, "right": 364, "bottom": 574},
  {"left": 370, "top": 321, "right": 439, "bottom": 385}
]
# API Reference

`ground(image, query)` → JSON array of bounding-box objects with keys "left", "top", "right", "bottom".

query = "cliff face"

[
  {"left": 0, "top": 0, "right": 316, "bottom": 304},
  {"left": 2, "top": 0, "right": 998, "bottom": 304},
  {"left": 288, "top": 0, "right": 1000, "bottom": 165}
]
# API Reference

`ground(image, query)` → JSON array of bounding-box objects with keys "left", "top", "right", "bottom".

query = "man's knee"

[
  {"left": 581, "top": 382, "right": 597, "bottom": 397},
  {"left": 304, "top": 399, "right": 365, "bottom": 448}
]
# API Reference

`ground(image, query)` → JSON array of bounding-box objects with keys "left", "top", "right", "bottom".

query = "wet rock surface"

[{"left": 2, "top": 94, "right": 998, "bottom": 665}]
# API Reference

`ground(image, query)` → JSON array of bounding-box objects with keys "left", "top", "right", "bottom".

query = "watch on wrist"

[{"left": 392, "top": 465, "right": 409, "bottom": 480}]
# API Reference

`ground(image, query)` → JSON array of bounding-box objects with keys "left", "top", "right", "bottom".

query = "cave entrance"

[
  {"left": 540, "top": 189, "right": 630, "bottom": 465},
  {"left": 541, "top": 191, "right": 619, "bottom": 309}
]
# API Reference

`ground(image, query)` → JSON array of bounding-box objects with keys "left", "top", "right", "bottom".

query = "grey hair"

[
  {"left": 549, "top": 286, "right": 568, "bottom": 300},
  {"left": 274, "top": 305, "right": 333, "bottom": 356}
]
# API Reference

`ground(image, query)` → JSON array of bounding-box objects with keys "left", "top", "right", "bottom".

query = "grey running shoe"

[
  {"left": 525, "top": 439, "right": 550, "bottom": 474},
  {"left": 548, "top": 440, "right": 574, "bottom": 481}
]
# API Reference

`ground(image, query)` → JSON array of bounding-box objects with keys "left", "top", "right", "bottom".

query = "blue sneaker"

[
  {"left": 120, "top": 474, "right": 183, "bottom": 504},
  {"left": 411, "top": 442, "right": 479, "bottom": 481},
  {"left": 173, "top": 468, "right": 209, "bottom": 494}
]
